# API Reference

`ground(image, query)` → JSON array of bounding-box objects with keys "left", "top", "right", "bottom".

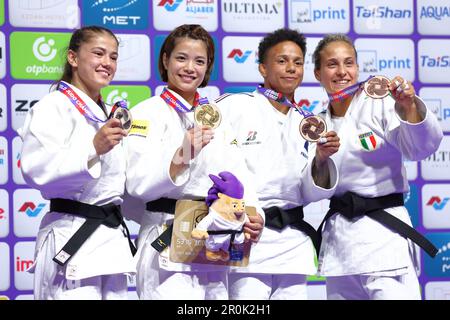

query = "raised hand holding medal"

[
  {"left": 363, "top": 75, "right": 390, "bottom": 99},
  {"left": 299, "top": 116, "right": 327, "bottom": 143},
  {"left": 194, "top": 101, "right": 222, "bottom": 129},
  {"left": 257, "top": 86, "right": 328, "bottom": 143},
  {"left": 362, "top": 75, "right": 414, "bottom": 101},
  {"left": 110, "top": 100, "right": 132, "bottom": 133}
]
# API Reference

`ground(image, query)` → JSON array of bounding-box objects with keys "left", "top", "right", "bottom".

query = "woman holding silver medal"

[
  {"left": 312, "top": 34, "right": 443, "bottom": 299},
  {"left": 215, "top": 28, "right": 340, "bottom": 300},
  {"left": 125, "top": 24, "right": 264, "bottom": 300},
  {"left": 19, "top": 26, "right": 136, "bottom": 299}
]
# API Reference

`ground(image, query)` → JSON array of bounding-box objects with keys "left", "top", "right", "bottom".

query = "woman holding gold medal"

[
  {"left": 215, "top": 28, "right": 340, "bottom": 300},
  {"left": 125, "top": 24, "right": 264, "bottom": 300},
  {"left": 312, "top": 34, "right": 443, "bottom": 299},
  {"left": 19, "top": 26, "right": 136, "bottom": 299}
]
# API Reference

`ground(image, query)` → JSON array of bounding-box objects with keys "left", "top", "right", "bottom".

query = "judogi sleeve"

[
  {"left": 125, "top": 99, "right": 189, "bottom": 201},
  {"left": 299, "top": 141, "right": 338, "bottom": 205},
  {"left": 19, "top": 93, "right": 100, "bottom": 194},
  {"left": 384, "top": 96, "right": 443, "bottom": 161}
]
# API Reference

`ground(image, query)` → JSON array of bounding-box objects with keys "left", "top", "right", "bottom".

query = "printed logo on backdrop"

[
  {"left": 158, "top": 0, "right": 183, "bottom": 11},
  {"left": 12, "top": 137, "right": 26, "bottom": 185},
  {"left": 11, "top": 84, "right": 50, "bottom": 132},
  {"left": 0, "top": 31, "right": 5, "bottom": 79},
  {"left": 417, "top": 0, "right": 450, "bottom": 36},
  {"left": 427, "top": 196, "right": 449, "bottom": 210},
  {"left": 153, "top": 35, "right": 219, "bottom": 81},
  {"left": 82, "top": 0, "right": 148, "bottom": 30},
  {"left": 404, "top": 183, "right": 419, "bottom": 228},
  {"left": 422, "top": 184, "right": 450, "bottom": 229},
  {"left": 0, "top": 189, "right": 9, "bottom": 238},
  {"left": 9, "top": 0, "right": 79, "bottom": 28},
  {"left": 0, "top": 137, "right": 7, "bottom": 185},
  {"left": 153, "top": 0, "right": 218, "bottom": 31},
  {"left": 425, "top": 281, "right": 450, "bottom": 300},
  {"left": 221, "top": 0, "right": 284, "bottom": 33},
  {"left": 418, "top": 39, "right": 450, "bottom": 84},
  {"left": 101, "top": 85, "right": 151, "bottom": 110},
  {"left": 353, "top": 0, "right": 413, "bottom": 35},
  {"left": 355, "top": 38, "right": 414, "bottom": 82},
  {"left": 0, "top": 243, "right": 10, "bottom": 291},
  {"left": 14, "top": 242, "right": 35, "bottom": 291},
  {"left": 420, "top": 87, "right": 450, "bottom": 132},
  {"left": 114, "top": 34, "right": 150, "bottom": 81},
  {"left": 288, "top": 0, "right": 349, "bottom": 34},
  {"left": 0, "top": 84, "right": 6, "bottom": 132},
  {"left": 10, "top": 32, "right": 71, "bottom": 80},
  {"left": 424, "top": 233, "right": 450, "bottom": 278},
  {"left": 421, "top": 136, "right": 450, "bottom": 180},
  {"left": 228, "top": 49, "right": 253, "bottom": 63},
  {"left": 294, "top": 86, "right": 329, "bottom": 115},
  {"left": 223, "top": 36, "right": 262, "bottom": 83},
  {"left": 13, "top": 189, "right": 48, "bottom": 237}
]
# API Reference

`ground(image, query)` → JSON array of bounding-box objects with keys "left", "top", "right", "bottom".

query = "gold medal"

[
  {"left": 194, "top": 102, "right": 222, "bottom": 129},
  {"left": 299, "top": 116, "right": 327, "bottom": 142},
  {"left": 364, "top": 75, "right": 390, "bottom": 99},
  {"left": 112, "top": 107, "right": 132, "bottom": 133}
]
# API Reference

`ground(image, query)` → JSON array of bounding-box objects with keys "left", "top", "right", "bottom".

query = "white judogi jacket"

[
  {"left": 19, "top": 83, "right": 136, "bottom": 280},
  {"left": 215, "top": 90, "right": 338, "bottom": 275},
  {"left": 126, "top": 88, "right": 262, "bottom": 272},
  {"left": 318, "top": 90, "right": 443, "bottom": 276}
]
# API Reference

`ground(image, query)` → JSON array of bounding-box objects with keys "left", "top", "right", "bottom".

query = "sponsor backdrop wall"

[{"left": 0, "top": 0, "right": 449, "bottom": 300}]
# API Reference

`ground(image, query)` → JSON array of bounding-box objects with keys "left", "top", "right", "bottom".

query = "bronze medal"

[
  {"left": 194, "top": 102, "right": 222, "bottom": 129},
  {"left": 299, "top": 116, "right": 327, "bottom": 142},
  {"left": 363, "top": 75, "right": 390, "bottom": 99},
  {"left": 112, "top": 107, "right": 132, "bottom": 133}
]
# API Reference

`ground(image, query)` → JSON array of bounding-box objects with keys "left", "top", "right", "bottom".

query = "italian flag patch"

[{"left": 358, "top": 131, "right": 377, "bottom": 151}]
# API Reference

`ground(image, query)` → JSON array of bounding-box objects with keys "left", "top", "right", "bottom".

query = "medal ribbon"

[
  {"left": 109, "top": 100, "right": 129, "bottom": 119},
  {"left": 257, "top": 85, "right": 314, "bottom": 118},
  {"left": 58, "top": 81, "right": 108, "bottom": 123},
  {"left": 327, "top": 76, "right": 373, "bottom": 103},
  {"left": 160, "top": 88, "right": 207, "bottom": 113}
]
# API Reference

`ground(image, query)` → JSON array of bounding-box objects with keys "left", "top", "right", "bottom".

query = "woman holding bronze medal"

[
  {"left": 215, "top": 28, "right": 340, "bottom": 300},
  {"left": 125, "top": 24, "right": 264, "bottom": 300},
  {"left": 312, "top": 34, "right": 443, "bottom": 299},
  {"left": 19, "top": 26, "right": 136, "bottom": 299}
]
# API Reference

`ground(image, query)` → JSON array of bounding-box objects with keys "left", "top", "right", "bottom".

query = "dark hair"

[
  {"left": 258, "top": 28, "right": 306, "bottom": 64},
  {"left": 158, "top": 24, "right": 215, "bottom": 88},
  {"left": 312, "top": 34, "right": 357, "bottom": 70},
  {"left": 58, "top": 26, "right": 119, "bottom": 85}
]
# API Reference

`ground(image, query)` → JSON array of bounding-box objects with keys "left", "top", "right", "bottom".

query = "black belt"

[
  {"left": 317, "top": 192, "right": 438, "bottom": 257},
  {"left": 147, "top": 198, "right": 242, "bottom": 253},
  {"left": 264, "top": 206, "right": 320, "bottom": 256},
  {"left": 146, "top": 198, "right": 187, "bottom": 253},
  {"left": 208, "top": 228, "right": 245, "bottom": 253},
  {"left": 50, "top": 198, "right": 137, "bottom": 266}
]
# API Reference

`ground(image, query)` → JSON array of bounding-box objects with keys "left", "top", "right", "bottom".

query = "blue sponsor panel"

[
  {"left": 404, "top": 183, "right": 419, "bottom": 228},
  {"left": 82, "top": 0, "right": 149, "bottom": 30},
  {"left": 424, "top": 232, "right": 450, "bottom": 278},
  {"left": 153, "top": 34, "right": 218, "bottom": 82}
]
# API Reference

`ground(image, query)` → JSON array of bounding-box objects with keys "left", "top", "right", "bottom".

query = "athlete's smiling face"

[
  {"left": 68, "top": 32, "right": 118, "bottom": 99},
  {"left": 314, "top": 41, "right": 359, "bottom": 94},
  {"left": 259, "top": 40, "right": 304, "bottom": 99},
  {"left": 164, "top": 38, "right": 208, "bottom": 100}
]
